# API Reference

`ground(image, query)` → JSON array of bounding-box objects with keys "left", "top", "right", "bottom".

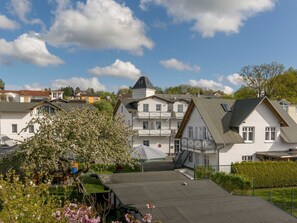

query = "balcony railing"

[
  {"left": 172, "top": 112, "right": 185, "bottom": 119},
  {"left": 138, "top": 129, "right": 171, "bottom": 136},
  {"left": 137, "top": 112, "right": 171, "bottom": 119},
  {"left": 181, "top": 137, "right": 216, "bottom": 151}
]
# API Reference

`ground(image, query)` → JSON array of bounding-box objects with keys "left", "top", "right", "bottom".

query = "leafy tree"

[
  {"left": 117, "top": 88, "right": 132, "bottom": 96},
  {"left": 0, "top": 79, "right": 4, "bottom": 90},
  {"left": 270, "top": 68, "right": 297, "bottom": 103},
  {"left": 17, "top": 107, "right": 136, "bottom": 175},
  {"left": 62, "top": 86, "right": 74, "bottom": 98},
  {"left": 74, "top": 87, "right": 81, "bottom": 95},
  {"left": 93, "top": 100, "right": 114, "bottom": 114},
  {"left": 239, "top": 62, "right": 284, "bottom": 97},
  {"left": 154, "top": 86, "right": 164, "bottom": 94},
  {"left": 164, "top": 85, "right": 183, "bottom": 94},
  {"left": 234, "top": 86, "right": 257, "bottom": 99},
  {"left": 186, "top": 86, "right": 201, "bottom": 95}
]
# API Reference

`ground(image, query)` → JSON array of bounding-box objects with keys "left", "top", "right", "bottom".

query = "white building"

[
  {"left": 0, "top": 100, "right": 89, "bottom": 143},
  {"left": 114, "top": 76, "right": 196, "bottom": 155},
  {"left": 175, "top": 97, "right": 297, "bottom": 172}
]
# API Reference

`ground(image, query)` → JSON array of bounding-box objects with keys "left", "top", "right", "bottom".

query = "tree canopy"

[
  {"left": 0, "top": 79, "right": 4, "bottom": 90},
  {"left": 239, "top": 62, "right": 284, "bottom": 97},
  {"left": 17, "top": 107, "right": 135, "bottom": 174}
]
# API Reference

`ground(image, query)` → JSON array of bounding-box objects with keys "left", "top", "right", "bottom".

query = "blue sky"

[{"left": 0, "top": 0, "right": 297, "bottom": 94}]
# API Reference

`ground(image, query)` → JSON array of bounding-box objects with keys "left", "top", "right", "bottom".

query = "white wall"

[
  {"left": 137, "top": 97, "right": 169, "bottom": 112},
  {"left": 288, "top": 104, "right": 297, "bottom": 124},
  {"left": 173, "top": 100, "right": 188, "bottom": 113},
  {"left": 0, "top": 109, "right": 38, "bottom": 141},
  {"left": 132, "top": 88, "right": 156, "bottom": 99},
  {"left": 133, "top": 136, "right": 171, "bottom": 154}
]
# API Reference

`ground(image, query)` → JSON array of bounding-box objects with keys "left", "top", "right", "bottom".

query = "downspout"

[{"left": 216, "top": 143, "right": 225, "bottom": 172}]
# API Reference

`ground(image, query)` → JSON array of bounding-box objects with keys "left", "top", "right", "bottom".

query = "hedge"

[
  {"left": 231, "top": 161, "right": 297, "bottom": 188},
  {"left": 194, "top": 166, "right": 252, "bottom": 193}
]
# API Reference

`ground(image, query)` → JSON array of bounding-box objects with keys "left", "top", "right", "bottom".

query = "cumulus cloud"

[
  {"left": 46, "top": 0, "right": 153, "bottom": 55},
  {"left": 23, "top": 82, "right": 45, "bottom": 90},
  {"left": 51, "top": 77, "right": 106, "bottom": 91},
  {"left": 140, "top": 0, "right": 275, "bottom": 37},
  {"left": 0, "top": 15, "right": 19, "bottom": 30},
  {"left": 227, "top": 73, "right": 243, "bottom": 85},
  {"left": 9, "top": 0, "right": 45, "bottom": 28},
  {"left": 88, "top": 59, "right": 141, "bottom": 81},
  {"left": 188, "top": 79, "right": 233, "bottom": 94},
  {"left": 0, "top": 33, "right": 63, "bottom": 66},
  {"left": 160, "top": 58, "right": 200, "bottom": 72}
]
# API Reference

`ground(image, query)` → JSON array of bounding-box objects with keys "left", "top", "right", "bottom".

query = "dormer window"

[
  {"left": 156, "top": 104, "right": 161, "bottom": 111},
  {"left": 178, "top": 104, "right": 183, "bottom": 113},
  {"left": 279, "top": 100, "right": 289, "bottom": 112}
]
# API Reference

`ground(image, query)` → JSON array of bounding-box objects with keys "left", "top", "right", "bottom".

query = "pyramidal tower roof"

[{"left": 132, "top": 76, "right": 155, "bottom": 89}]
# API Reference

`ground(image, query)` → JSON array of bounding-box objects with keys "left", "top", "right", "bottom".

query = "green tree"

[
  {"left": 234, "top": 86, "right": 258, "bottom": 99},
  {"left": 62, "top": 86, "right": 74, "bottom": 98},
  {"left": 239, "top": 62, "right": 284, "bottom": 97},
  {"left": 93, "top": 100, "right": 114, "bottom": 114},
  {"left": 271, "top": 68, "right": 297, "bottom": 103},
  {"left": 164, "top": 85, "right": 183, "bottom": 94},
  {"left": 17, "top": 107, "right": 135, "bottom": 175},
  {"left": 0, "top": 79, "right": 4, "bottom": 90}
]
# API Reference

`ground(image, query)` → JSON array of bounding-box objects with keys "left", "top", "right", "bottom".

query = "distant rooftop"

[{"left": 132, "top": 76, "right": 155, "bottom": 89}]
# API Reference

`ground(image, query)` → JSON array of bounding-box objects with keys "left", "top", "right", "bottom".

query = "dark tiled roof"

[
  {"left": 0, "top": 102, "right": 37, "bottom": 112},
  {"left": 132, "top": 76, "right": 155, "bottom": 89},
  {"left": 101, "top": 171, "right": 297, "bottom": 223}
]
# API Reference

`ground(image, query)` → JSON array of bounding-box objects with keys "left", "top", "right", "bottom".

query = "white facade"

[
  {"left": 179, "top": 99, "right": 297, "bottom": 172},
  {"left": 0, "top": 109, "right": 38, "bottom": 142},
  {"left": 132, "top": 88, "right": 155, "bottom": 99}
]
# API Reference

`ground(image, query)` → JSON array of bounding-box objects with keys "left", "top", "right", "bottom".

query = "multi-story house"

[
  {"left": 175, "top": 97, "right": 297, "bottom": 171},
  {"left": 114, "top": 76, "right": 195, "bottom": 155},
  {"left": 0, "top": 100, "right": 89, "bottom": 143}
]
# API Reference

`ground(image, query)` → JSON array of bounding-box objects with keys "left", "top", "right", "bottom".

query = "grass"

[{"left": 253, "top": 187, "right": 297, "bottom": 216}]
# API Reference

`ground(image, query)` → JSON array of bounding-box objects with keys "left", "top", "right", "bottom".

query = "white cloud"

[
  {"left": 0, "top": 33, "right": 63, "bottom": 66},
  {"left": 227, "top": 73, "right": 243, "bottom": 85},
  {"left": 0, "top": 15, "right": 19, "bottom": 30},
  {"left": 160, "top": 58, "right": 200, "bottom": 72},
  {"left": 23, "top": 82, "right": 45, "bottom": 90},
  {"left": 46, "top": 0, "right": 153, "bottom": 55},
  {"left": 88, "top": 59, "right": 141, "bottom": 81},
  {"left": 51, "top": 77, "right": 106, "bottom": 91},
  {"left": 9, "top": 0, "right": 44, "bottom": 28},
  {"left": 140, "top": 0, "right": 275, "bottom": 37},
  {"left": 188, "top": 79, "right": 233, "bottom": 94}
]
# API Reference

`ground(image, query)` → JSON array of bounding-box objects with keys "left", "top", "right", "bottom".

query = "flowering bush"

[
  {"left": 0, "top": 171, "right": 61, "bottom": 223},
  {"left": 56, "top": 203, "right": 100, "bottom": 223}
]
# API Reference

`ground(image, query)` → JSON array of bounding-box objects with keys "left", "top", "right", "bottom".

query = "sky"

[{"left": 0, "top": 0, "right": 297, "bottom": 94}]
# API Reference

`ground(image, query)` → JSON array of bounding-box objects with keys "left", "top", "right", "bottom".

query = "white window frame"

[
  {"left": 242, "top": 156, "right": 253, "bottom": 162},
  {"left": 143, "top": 104, "right": 149, "bottom": 112},
  {"left": 143, "top": 121, "right": 149, "bottom": 129},
  {"left": 12, "top": 124, "right": 18, "bottom": 133},
  {"left": 242, "top": 127, "right": 254, "bottom": 142},
  {"left": 156, "top": 104, "right": 161, "bottom": 112},
  {"left": 188, "top": 126, "right": 193, "bottom": 138},
  {"left": 265, "top": 126, "right": 276, "bottom": 141},
  {"left": 29, "top": 125, "right": 34, "bottom": 133},
  {"left": 156, "top": 121, "right": 161, "bottom": 130},
  {"left": 177, "top": 104, "right": 183, "bottom": 113}
]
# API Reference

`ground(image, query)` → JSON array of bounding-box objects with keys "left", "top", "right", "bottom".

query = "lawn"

[{"left": 253, "top": 187, "right": 297, "bottom": 216}]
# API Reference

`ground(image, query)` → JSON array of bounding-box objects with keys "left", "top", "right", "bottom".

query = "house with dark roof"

[
  {"left": 175, "top": 97, "right": 297, "bottom": 171},
  {"left": 0, "top": 100, "right": 90, "bottom": 143},
  {"left": 114, "top": 76, "right": 203, "bottom": 155}
]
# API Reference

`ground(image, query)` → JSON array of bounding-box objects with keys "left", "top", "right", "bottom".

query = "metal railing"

[
  {"left": 138, "top": 129, "right": 171, "bottom": 136},
  {"left": 181, "top": 137, "right": 216, "bottom": 151}
]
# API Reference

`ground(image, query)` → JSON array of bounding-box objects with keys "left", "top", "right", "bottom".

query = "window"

[
  {"left": 199, "top": 126, "right": 210, "bottom": 140},
  {"left": 143, "top": 140, "right": 149, "bottom": 146},
  {"left": 156, "top": 104, "right": 161, "bottom": 111},
  {"left": 53, "top": 92, "right": 57, "bottom": 98},
  {"left": 174, "top": 139, "right": 180, "bottom": 154},
  {"left": 143, "top": 104, "right": 149, "bottom": 112},
  {"left": 177, "top": 122, "right": 181, "bottom": 129},
  {"left": 194, "top": 127, "right": 198, "bottom": 139},
  {"left": 156, "top": 121, "right": 161, "bottom": 129},
  {"left": 178, "top": 104, "right": 183, "bottom": 113},
  {"left": 265, "top": 127, "right": 276, "bottom": 141},
  {"left": 29, "top": 125, "right": 34, "bottom": 133},
  {"left": 242, "top": 127, "right": 254, "bottom": 142},
  {"left": 188, "top": 126, "right": 193, "bottom": 138},
  {"left": 12, "top": 124, "right": 17, "bottom": 133},
  {"left": 242, "top": 156, "right": 253, "bottom": 162},
  {"left": 143, "top": 121, "right": 149, "bottom": 129}
]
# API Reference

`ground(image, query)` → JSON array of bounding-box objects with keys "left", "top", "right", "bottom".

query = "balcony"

[
  {"left": 137, "top": 112, "right": 171, "bottom": 119},
  {"left": 172, "top": 112, "right": 185, "bottom": 119},
  {"left": 181, "top": 137, "right": 216, "bottom": 152},
  {"left": 137, "top": 129, "right": 171, "bottom": 136}
]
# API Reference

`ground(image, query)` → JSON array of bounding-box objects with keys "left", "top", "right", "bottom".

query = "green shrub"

[
  {"left": 232, "top": 161, "right": 297, "bottom": 188},
  {"left": 194, "top": 166, "right": 214, "bottom": 179}
]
